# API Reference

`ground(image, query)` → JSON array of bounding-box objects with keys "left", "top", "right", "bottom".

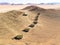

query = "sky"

[{"left": 0, "top": 0, "right": 60, "bottom": 4}]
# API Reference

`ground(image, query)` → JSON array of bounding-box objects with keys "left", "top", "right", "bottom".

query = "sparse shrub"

[
  {"left": 28, "top": 24, "right": 35, "bottom": 28},
  {"left": 34, "top": 18, "right": 38, "bottom": 21},
  {"left": 34, "top": 15, "right": 39, "bottom": 20},
  {"left": 22, "top": 28, "right": 30, "bottom": 32},
  {"left": 37, "top": 13, "right": 40, "bottom": 15},
  {"left": 23, "top": 13, "right": 27, "bottom": 16},
  {"left": 12, "top": 35, "right": 23, "bottom": 40},
  {"left": 33, "top": 21, "right": 38, "bottom": 24},
  {"left": 36, "top": 16, "right": 39, "bottom": 18}
]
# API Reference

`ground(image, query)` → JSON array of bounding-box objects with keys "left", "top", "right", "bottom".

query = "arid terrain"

[{"left": 0, "top": 5, "right": 60, "bottom": 45}]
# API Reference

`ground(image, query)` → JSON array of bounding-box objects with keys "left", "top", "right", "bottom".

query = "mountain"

[{"left": 0, "top": 2, "right": 10, "bottom": 5}]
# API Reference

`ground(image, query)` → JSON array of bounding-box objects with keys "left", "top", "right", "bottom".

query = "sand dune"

[{"left": 0, "top": 5, "right": 60, "bottom": 45}]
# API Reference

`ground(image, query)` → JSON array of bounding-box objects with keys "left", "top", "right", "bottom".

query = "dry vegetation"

[{"left": 0, "top": 5, "right": 60, "bottom": 45}]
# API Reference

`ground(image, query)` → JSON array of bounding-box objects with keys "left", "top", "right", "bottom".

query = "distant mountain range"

[
  {"left": 0, "top": 2, "right": 23, "bottom": 5},
  {"left": 0, "top": 2, "right": 60, "bottom": 5},
  {"left": 26, "top": 3, "right": 60, "bottom": 5},
  {"left": 0, "top": 2, "right": 10, "bottom": 5}
]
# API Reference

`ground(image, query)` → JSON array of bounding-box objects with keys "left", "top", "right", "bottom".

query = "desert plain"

[{"left": 0, "top": 5, "right": 60, "bottom": 45}]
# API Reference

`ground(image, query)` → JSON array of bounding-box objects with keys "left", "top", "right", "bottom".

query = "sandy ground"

[{"left": 0, "top": 5, "right": 60, "bottom": 45}]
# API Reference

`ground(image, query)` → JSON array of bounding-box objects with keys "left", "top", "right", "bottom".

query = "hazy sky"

[{"left": 0, "top": 0, "right": 60, "bottom": 4}]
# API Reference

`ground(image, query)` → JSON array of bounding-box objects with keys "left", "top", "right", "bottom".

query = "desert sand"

[{"left": 0, "top": 5, "right": 60, "bottom": 45}]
